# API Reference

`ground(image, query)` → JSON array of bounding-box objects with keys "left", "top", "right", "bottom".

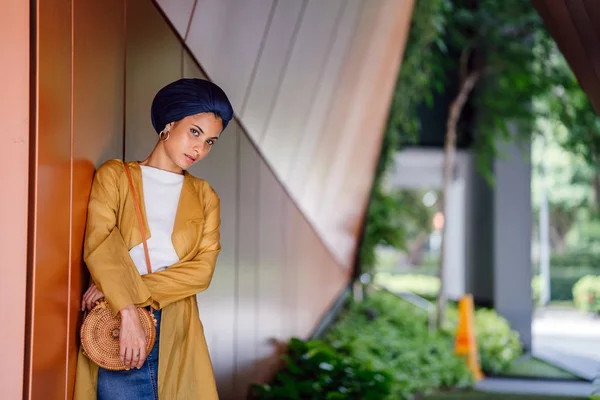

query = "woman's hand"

[
  {"left": 81, "top": 284, "right": 105, "bottom": 311},
  {"left": 119, "top": 305, "right": 147, "bottom": 369}
]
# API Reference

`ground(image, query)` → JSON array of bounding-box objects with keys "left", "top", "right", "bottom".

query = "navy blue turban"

[{"left": 150, "top": 78, "right": 234, "bottom": 134}]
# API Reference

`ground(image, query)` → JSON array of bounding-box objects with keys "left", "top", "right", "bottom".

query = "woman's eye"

[
  {"left": 191, "top": 128, "right": 199, "bottom": 136},
  {"left": 207, "top": 139, "right": 214, "bottom": 146}
]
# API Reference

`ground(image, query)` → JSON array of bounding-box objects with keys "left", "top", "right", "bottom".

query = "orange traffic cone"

[{"left": 455, "top": 294, "right": 484, "bottom": 381}]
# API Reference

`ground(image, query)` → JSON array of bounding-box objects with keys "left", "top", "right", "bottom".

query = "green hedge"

[
  {"left": 550, "top": 251, "right": 600, "bottom": 269},
  {"left": 324, "top": 292, "right": 473, "bottom": 399},
  {"left": 573, "top": 275, "right": 600, "bottom": 314},
  {"left": 534, "top": 267, "right": 600, "bottom": 302},
  {"left": 252, "top": 290, "right": 524, "bottom": 400}
]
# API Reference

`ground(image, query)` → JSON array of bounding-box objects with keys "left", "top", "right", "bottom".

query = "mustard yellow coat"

[{"left": 74, "top": 159, "right": 220, "bottom": 399}]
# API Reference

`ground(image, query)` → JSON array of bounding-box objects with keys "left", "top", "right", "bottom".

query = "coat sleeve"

[
  {"left": 141, "top": 181, "right": 221, "bottom": 309},
  {"left": 84, "top": 160, "right": 154, "bottom": 316}
]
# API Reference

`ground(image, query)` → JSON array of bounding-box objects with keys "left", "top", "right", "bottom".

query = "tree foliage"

[
  {"left": 536, "top": 47, "right": 600, "bottom": 212},
  {"left": 359, "top": 0, "right": 450, "bottom": 271}
]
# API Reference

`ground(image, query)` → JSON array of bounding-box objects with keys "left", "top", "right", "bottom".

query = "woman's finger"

[
  {"left": 81, "top": 291, "right": 91, "bottom": 311},
  {"left": 92, "top": 290, "right": 104, "bottom": 302},
  {"left": 120, "top": 342, "right": 126, "bottom": 366},
  {"left": 136, "top": 344, "right": 147, "bottom": 369},
  {"left": 125, "top": 347, "right": 134, "bottom": 369}
]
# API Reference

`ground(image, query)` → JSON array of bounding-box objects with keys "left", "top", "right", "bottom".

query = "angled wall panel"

[
  {"left": 186, "top": 0, "right": 276, "bottom": 111},
  {"left": 155, "top": 0, "right": 195, "bottom": 39},
  {"left": 239, "top": 0, "right": 306, "bottom": 137},
  {"left": 287, "top": 0, "right": 362, "bottom": 191},
  {"left": 259, "top": 0, "right": 345, "bottom": 175},
  {"left": 158, "top": 0, "right": 415, "bottom": 268}
]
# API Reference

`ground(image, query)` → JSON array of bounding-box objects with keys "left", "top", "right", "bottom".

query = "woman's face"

[{"left": 163, "top": 112, "right": 223, "bottom": 170}]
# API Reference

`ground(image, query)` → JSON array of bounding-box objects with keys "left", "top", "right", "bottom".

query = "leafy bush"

[
  {"left": 472, "top": 309, "right": 522, "bottom": 374},
  {"left": 377, "top": 274, "right": 523, "bottom": 374},
  {"left": 443, "top": 307, "right": 522, "bottom": 375},
  {"left": 253, "top": 290, "right": 523, "bottom": 399},
  {"left": 374, "top": 273, "right": 440, "bottom": 300},
  {"left": 572, "top": 275, "right": 600, "bottom": 314},
  {"left": 324, "top": 291, "right": 473, "bottom": 399},
  {"left": 250, "top": 338, "right": 392, "bottom": 400}
]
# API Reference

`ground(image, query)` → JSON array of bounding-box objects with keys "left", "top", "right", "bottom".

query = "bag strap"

[{"left": 123, "top": 162, "right": 153, "bottom": 274}]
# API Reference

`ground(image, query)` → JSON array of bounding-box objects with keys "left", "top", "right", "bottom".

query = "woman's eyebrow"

[{"left": 192, "top": 124, "right": 204, "bottom": 134}]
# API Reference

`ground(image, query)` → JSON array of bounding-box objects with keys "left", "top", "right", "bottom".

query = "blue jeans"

[{"left": 97, "top": 309, "right": 161, "bottom": 400}]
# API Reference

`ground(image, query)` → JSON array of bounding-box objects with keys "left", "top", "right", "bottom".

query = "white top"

[{"left": 129, "top": 165, "right": 184, "bottom": 275}]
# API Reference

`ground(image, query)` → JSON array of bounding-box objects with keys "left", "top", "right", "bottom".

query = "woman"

[{"left": 74, "top": 78, "right": 234, "bottom": 400}]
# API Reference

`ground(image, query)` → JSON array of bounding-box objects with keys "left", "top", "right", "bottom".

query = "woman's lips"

[{"left": 185, "top": 154, "right": 196, "bottom": 163}]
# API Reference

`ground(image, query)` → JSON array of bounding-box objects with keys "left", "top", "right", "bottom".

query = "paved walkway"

[
  {"left": 533, "top": 307, "right": 600, "bottom": 381},
  {"left": 475, "top": 377, "right": 593, "bottom": 397}
]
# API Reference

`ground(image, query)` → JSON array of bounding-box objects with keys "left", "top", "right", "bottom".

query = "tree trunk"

[
  {"left": 593, "top": 171, "right": 600, "bottom": 212},
  {"left": 436, "top": 71, "right": 480, "bottom": 329},
  {"left": 407, "top": 232, "right": 429, "bottom": 265}
]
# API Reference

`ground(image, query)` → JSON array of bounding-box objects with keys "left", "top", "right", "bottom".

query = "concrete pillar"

[
  {"left": 465, "top": 154, "right": 495, "bottom": 307},
  {"left": 444, "top": 176, "right": 467, "bottom": 300},
  {"left": 493, "top": 140, "right": 533, "bottom": 350}
]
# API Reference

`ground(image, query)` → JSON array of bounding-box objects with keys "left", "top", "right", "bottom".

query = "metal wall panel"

[
  {"left": 287, "top": 0, "right": 362, "bottom": 191},
  {"left": 532, "top": 0, "right": 600, "bottom": 115},
  {"left": 318, "top": 0, "right": 415, "bottom": 220},
  {"left": 182, "top": 51, "right": 239, "bottom": 399},
  {"left": 125, "top": 0, "right": 183, "bottom": 162},
  {"left": 70, "top": 1, "right": 125, "bottom": 398},
  {"left": 73, "top": 0, "right": 125, "bottom": 167},
  {"left": 260, "top": 0, "right": 345, "bottom": 176},
  {"left": 186, "top": 0, "right": 275, "bottom": 111},
  {"left": 234, "top": 133, "right": 261, "bottom": 399},
  {"left": 254, "top": 159, "right": 287, "bottom": 383},
  {"left": 27, "top": 1, "right": 73, "bottom": 398},
  {"left": 0, "top": 1, "right": 29, "bottom": 399},
  {"left": 163, "top": 0, "right": 415, "bottom": 268},
  {"left": 155, "top": 0, "right": 196, "bottom": 39},
  {"left": 303, "top": 0, "right": 415, "bottom": 265},
  {"left": 239, "top": 0, "right": 305, "bottom": 137}
]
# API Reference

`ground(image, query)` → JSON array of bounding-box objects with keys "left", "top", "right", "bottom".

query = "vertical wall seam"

[
  {"left": 254, "top": 155, "right": 261, "bottom": 382},
  {"left": 122, "top": 0, "right": 127, "bottom": 160},
  {"left": 64, "top": 0, "right": 75, "bottom": 396},
  {"left": 24, "top": 0, "right": 39, "bottom": 397},
  {"left": 232, "top": 127, "right": 241, "bottom": 393}
]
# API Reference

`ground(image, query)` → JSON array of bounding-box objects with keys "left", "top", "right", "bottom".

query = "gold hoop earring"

[{"left": 159, "top": 130, "right": 170, "bottom": 141}]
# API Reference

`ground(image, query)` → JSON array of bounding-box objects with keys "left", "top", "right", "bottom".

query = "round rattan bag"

[{"left": 80, "top": 300, "right": 157, "bottom": 371}]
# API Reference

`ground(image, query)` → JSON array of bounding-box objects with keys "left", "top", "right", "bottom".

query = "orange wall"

[
  {"left": 0, "top": 1, "right": 30, "bottom": 399},
  {"left": 26, "top": 1, "right": 123, "bottom": 399}
]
